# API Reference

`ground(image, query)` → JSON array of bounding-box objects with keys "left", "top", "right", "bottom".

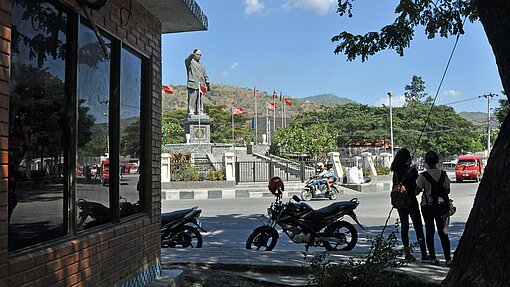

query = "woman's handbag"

[{"left": 390, "top": 173, "right": 410, "bottom": 209}]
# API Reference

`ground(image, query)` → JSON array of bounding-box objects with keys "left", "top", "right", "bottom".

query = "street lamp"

[{"left": 388, "top": 92, "right": 394, "bottom": 158}]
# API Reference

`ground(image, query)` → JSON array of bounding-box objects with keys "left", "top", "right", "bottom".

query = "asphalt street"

[{"left": 161, "top": 181, "right": 479, "bottom": 257}]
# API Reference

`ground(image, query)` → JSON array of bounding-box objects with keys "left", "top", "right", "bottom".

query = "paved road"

[{"left": 161, "top": 181, "right": 479, "bottom": 255}]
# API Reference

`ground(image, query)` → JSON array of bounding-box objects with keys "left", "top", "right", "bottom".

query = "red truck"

[{"left": 455, "top": 155, "right": 483, "bottom": 182}]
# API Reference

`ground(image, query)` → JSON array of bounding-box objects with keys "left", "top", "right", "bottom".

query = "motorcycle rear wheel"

[
  {"left": 246, "top": 227, "right": 278, "bottom": 251},
  {"left": 323, "top": 221, "right": 358, "bottom": 251},
  {"left": 328, "top": 187, "right": 338, "bottom": 200},
  {"left": 300, "top": 189, "right": 313, "bottom": 201},
  {"left": 162, "top": 225, "right": 203, "bottom": 248}
]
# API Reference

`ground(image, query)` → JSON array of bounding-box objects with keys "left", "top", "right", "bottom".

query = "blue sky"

[{"left": 161, "top": 0, "right": 503, "bottom": 113}]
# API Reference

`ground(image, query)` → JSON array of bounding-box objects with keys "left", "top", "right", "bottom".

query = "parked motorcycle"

[
  {"left": 161, "top": 206, "right": 206, "bottom": 248},
  {"left": 246, "top": 177, "right": 363, "bottom": 251},
  {"left": 300, "top": 176, "right": 340, "bottom": 201},
  {"left": 77, "top": 197, "right": 139, "bottom": 229}
]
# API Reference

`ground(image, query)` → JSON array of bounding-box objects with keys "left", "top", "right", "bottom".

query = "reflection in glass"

[
  {"left": 76, "top": 22, "right": 111, "bottom": 230},
  {"left": 8, "top": 0, "right": 67, "bottom": 251},
  {"left": 120, "top": 48, "right": 143, "bottom": 217}
]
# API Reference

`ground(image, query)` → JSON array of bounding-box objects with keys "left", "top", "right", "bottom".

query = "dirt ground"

[{"left": 178, "top": 269, "right": 290, "bottom": 287}]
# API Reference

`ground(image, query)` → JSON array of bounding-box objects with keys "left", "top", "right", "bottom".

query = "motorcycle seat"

[
  {"left": 161, "top": 207, "right": 196, "bottom": 224},
  {"left": 311, "top": 201, "right": 354, "bottom": 220}
]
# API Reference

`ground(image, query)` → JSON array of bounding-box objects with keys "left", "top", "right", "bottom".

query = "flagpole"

[
  {"left": 273, "top": 95, "right": 276, "bottom": 137},
  {"left": 283, "top": 97, "right": 286, "bottom": 128},
  {"left": 232, "top": 106, "right": 235, "bottom": 145},
  {"left": 281, "top": 92, "right": 284, "bottom": 129},
  {"left": 254, "top": 85, "right": 258, "bottom": 145},
  {"left": 266, "top": 103, "right": 270, "bottom": 144}
]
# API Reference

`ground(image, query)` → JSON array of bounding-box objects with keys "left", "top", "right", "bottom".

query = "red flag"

[
  {"left": 285, "top": 98, "right": 292, "bottom": 106},
  {"left": 254, "top": 85, "right": 258, "bottom": 98},
  {"left": 233, "top": 107, "right": 243, "bottom": 115},
  {"left": 200, "top": 84, "right": 208, "bottom": 95},
  {"left": 268, "top": 102, "right": 276, "bottom": 110},
  {"left": 272, "top": 89, "right": 277, "bottom": 99},
  {"left": 162, "top": 84, "right": 174, "bottom": 94}
]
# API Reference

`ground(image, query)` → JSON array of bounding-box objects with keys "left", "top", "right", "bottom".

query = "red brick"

[
  {"left": 54, "top": 243, "right": 72, "bottom": 259},
  {"left": 8, "top": 254, "right": 35, "bottom": 275},
  {"left": 0, "top": 38, "right": 9, "bottom": 55}
]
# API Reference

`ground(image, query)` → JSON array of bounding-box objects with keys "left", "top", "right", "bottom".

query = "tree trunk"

[{"left": 444, "top": 1, "right": 510, "bottom": 286}]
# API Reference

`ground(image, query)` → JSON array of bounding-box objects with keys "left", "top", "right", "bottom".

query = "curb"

[
  {"left": 162, "top": 190, "right": 303, "bottom": 200},
  {"left": 161, "top": 182, "right": 391, "bottom": 200}
]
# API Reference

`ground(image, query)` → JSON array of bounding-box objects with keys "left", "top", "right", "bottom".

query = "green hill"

[
  {"left": 301, "top": 93, "right": 357, "bottom": 105},
  {"left": 459, "top": 111, "right": 499, "bottom": 129}
]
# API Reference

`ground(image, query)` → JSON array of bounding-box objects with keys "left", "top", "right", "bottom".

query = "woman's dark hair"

[
  {"left": 425, "top": 151, "right": 439, "bottom": 168},
  {"left": 390, "top": 148, "right": 411, "bottom": 171}
]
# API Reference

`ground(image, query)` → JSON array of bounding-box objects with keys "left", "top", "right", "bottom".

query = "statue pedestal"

[{"left": 183, "top": 115, "right": 212, "bottom": 144}]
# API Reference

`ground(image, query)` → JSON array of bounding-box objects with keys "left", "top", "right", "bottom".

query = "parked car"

[
  {"left": 100, "top": 160, "right": 110, "bottom": 186},
  {"left": 455, "top": 155, "right": 482, "bottom": 182}
]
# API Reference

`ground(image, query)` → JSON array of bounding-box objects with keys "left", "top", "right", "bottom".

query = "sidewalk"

[{"left": 150, "top": 247, "right": 449, "bottom": 286}]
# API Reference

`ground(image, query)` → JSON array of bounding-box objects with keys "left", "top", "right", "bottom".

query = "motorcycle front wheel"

[
  {"left": 323, "top": 221, "right": 358, "bottom": 251},
  {"left": 300, "top": 189, "right": 313, "bottom": 201},
  {"left": 162, "top": 225, "right": 203, "bottom": 248},
  {"left": 246, "top": 226, "right": 279, "bottom": 251}
]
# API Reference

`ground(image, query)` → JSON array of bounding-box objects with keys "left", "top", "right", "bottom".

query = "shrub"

[
  {"left": 207, "top": 167, "right": 225, "bottom": 181},
  {"left": 307, "top": 222, "right": 416, "bottom": 287},
  {"left": 376, "top": 166, "right": 391, "bottom": 175}
]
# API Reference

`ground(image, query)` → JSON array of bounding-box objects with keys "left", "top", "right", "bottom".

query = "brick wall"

[
  {"left": 0, "top": 0, "right": 163, "bottom": 286},
  {"left": 0, "top": 0, "right": 12, "bottom": 283}
]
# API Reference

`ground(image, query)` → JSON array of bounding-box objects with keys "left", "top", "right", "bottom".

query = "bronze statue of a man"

[{"left": 185, "top": 48, "right": 210, "bottom": 116}]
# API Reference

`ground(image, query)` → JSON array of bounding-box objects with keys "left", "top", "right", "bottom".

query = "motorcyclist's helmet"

[{"left": 268, "top": 176, "right": 284, "bottom": 196}]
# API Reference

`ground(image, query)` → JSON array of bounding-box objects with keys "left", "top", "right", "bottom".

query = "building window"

[
  {"left": 76, "top": 22, "right": 112, "bottom": 229},
  {"left": 120, "top": 47, "right": 143, "bottom": 216},
  {"left": 9, "top": 0, "right": 149, "bottom": 250},
  {"left": 9, "top": 0, "right": 69, "bottom": 251}
]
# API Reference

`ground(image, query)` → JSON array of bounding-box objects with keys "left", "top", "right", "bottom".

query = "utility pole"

[
  {"left": 388, "top": 92, "right": 394, "bottom": 158},
  {"left": 483, "top": 93, "right": 496, "bottom": 156}
]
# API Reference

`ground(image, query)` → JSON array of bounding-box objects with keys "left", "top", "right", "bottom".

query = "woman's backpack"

[
  {"left": 391, "top": 171, "right": 410, "bottom": 209},
  {"left": 422, "top": 171, "right": 454, "bottom": 217}
]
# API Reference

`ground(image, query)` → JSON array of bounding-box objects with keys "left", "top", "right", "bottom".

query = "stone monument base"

[{"left": 183, "top": 114, "right": 212, "bottom": 144}]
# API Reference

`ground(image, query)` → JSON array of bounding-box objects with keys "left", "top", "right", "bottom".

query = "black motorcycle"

[
  {"left": 161, "top": 206, "right": 206, "bottom": 248},
  {"left": 300, "top": 176, "right": 340, "bottom": 201},
  {"left": 77, "top": 197, "right": 139, "bottom": 229},
  {"left": 246, "top": 190, "right": 363, "bottom": 251}
]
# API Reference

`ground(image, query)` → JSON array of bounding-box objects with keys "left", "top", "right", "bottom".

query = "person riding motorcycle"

[{"left": 314, "top": 163, "right": 336, "bottom": 193}]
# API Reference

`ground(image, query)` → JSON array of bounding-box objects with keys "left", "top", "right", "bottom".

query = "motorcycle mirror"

[{"left": 292, "top": 195, "right": 301, "bottom": 202}]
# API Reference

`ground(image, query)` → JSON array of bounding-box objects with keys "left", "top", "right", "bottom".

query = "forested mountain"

[{"left": 162, "top": 84, "right": 354, "bottom": 117}]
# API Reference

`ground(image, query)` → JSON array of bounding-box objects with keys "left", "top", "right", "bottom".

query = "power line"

[{"left": 443, "top": 95, "right": 482, "bottom": 106}]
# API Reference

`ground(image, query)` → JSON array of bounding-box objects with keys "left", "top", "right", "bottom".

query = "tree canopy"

[
  {"left": 272, "top": 101, "right": 482, "bottom": 158},
  {"left": 333, "top": 0, "right": 478, "bottom": 61}
]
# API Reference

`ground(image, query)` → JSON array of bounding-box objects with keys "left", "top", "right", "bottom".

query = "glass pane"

[
  {"left": 76, "top": 23, "right": 111, "bottom": 230},
  {"left": 9, "top": 0, "right": 68, "bottom": 251},
  {"left": 120, "top": 48, "right": 142, "bottom": 217}
]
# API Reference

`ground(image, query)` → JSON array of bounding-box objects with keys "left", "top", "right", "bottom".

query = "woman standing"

[
  {"left": 416, "top": 151, "right": 452, "bottom": 266},
  {"left": 390, "top": 148, "right": 428, "bottom": 262}
]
